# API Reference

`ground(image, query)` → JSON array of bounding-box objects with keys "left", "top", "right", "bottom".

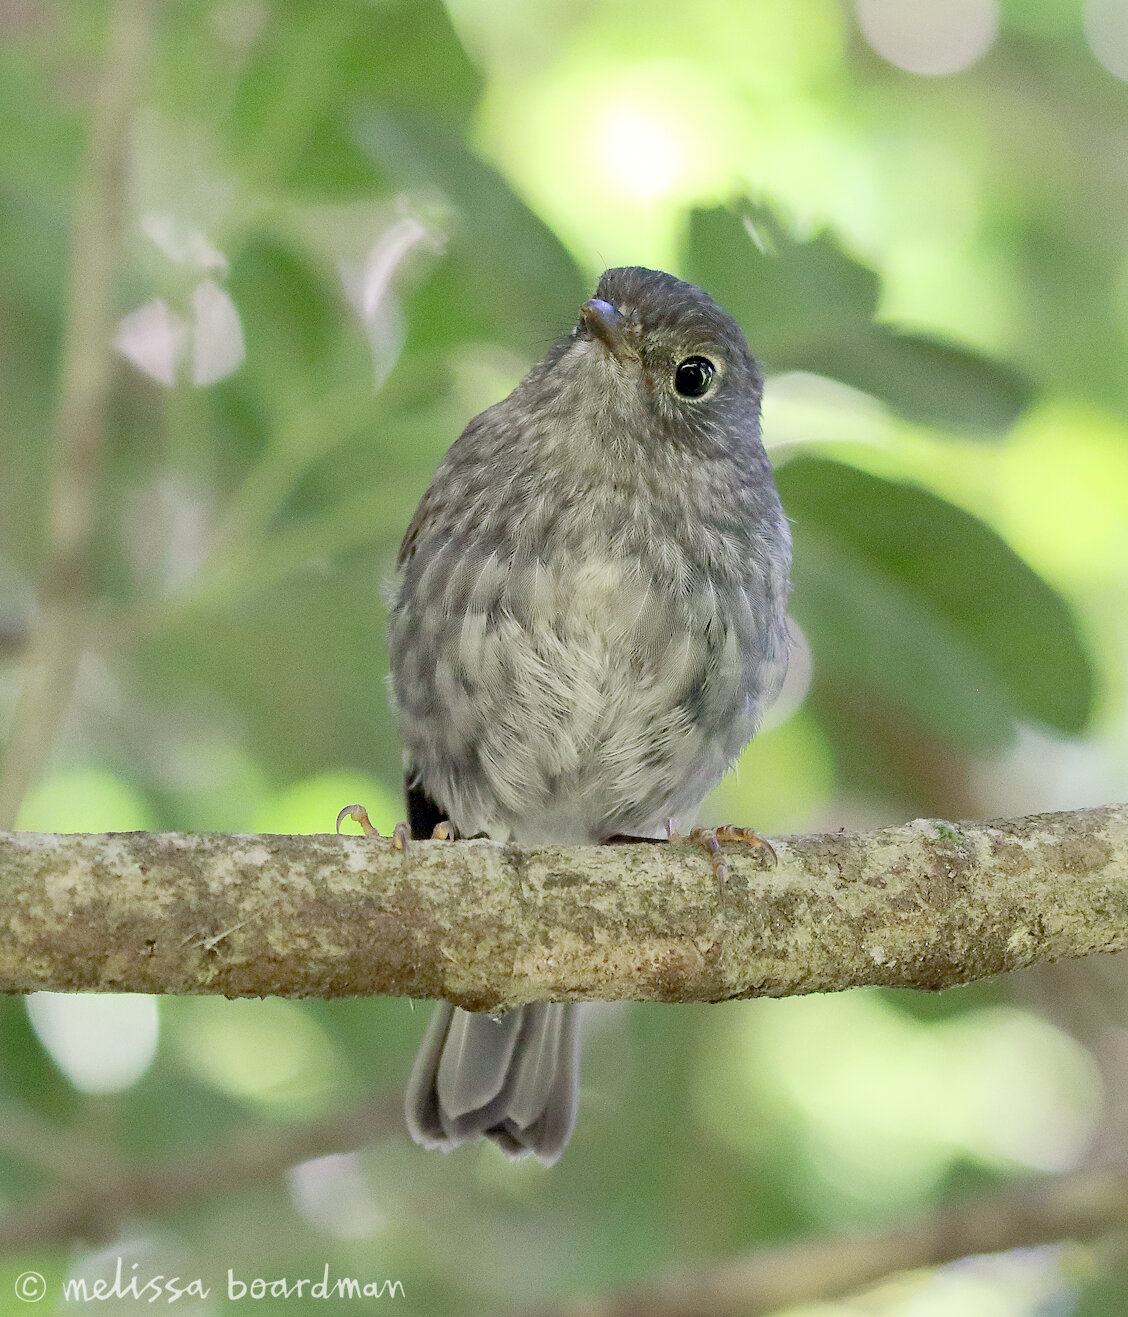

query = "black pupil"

[{"left": 674, "top": 356, "right": 715, "bottom": 397}]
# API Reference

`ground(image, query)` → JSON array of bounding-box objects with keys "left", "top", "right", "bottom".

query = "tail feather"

[
  {"left": 436, "top": 1006, "right": 524, "bottom": 1120},
  {"left": 402, "top": 772, "right": 581, "bottom": 1165},
  {"left": 404, "top": 1001, "right": 580, "bottom": 1165},
  {"left": 503, "top": 1004, "right": 580, "bottom": 1158}
]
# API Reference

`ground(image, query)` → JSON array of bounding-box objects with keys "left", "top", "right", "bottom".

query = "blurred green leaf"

[
  {"left": 807, "top": 328, "right": 1037, "bottom": 434},
  {"left": 16, "top": 766, "right": 156, "bottom": 833},
  {"left": 226, "top": 235, "right": 371, "bottom": 418},
  {"left": 0, "top": 50, "right": 81, "bottom": 317},
  {"left": 702, "top": 709, "right": 836, "bottom": 833},
  {"left": 1073, "top": 1271, "right": 1128, "bottom": 1317},
  {"left": 778, "top": 456, "right": 1095, "bottom": 748},
  {"left": 685, "top": 203, "right": 1034, "bottom": 431},
  {"left": 216, "top": 0, "right": 480, "bottom": 193},
  {"left": 355, "top": 113, "right": 586, "bottom": 353},
  {"left": 135, "top": 543, "right": 401, "bottom": 786},
  {"left": 255, "top": 770, "right": 400, "bottom": 835}
]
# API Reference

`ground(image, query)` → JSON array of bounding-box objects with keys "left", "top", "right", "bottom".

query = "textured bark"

[{"left": 0, "top": 804, "right": 1124, "bottom": 1007}]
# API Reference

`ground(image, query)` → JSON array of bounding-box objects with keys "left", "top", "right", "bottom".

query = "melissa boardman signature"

[{"left": 16, "top": 1258, "right": 406, "bottom": 1303}]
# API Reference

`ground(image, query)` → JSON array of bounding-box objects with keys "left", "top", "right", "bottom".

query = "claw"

[
  {"left": 698, "top": 827, "right": 730, "bottom": 888},
  {"left": 336, "top": 804, "right": 412, "bottom": 853},
  {"left": 431, "top": 820, "right": 453, "bottom": 841},
  {"left": 336, "top": 803, "right": 379, "bottom": 837},
  {"left": 704, "top": 825, "right": 778, "bottom": 868},
  {"left": 667, "top": 820, "right": 777, "bottom": 896}
]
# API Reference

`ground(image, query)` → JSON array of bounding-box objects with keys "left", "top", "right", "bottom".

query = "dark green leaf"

[
  {"left": 803, "top": 327, "right": 1034, "bottom": 432},
  {"left": 685, "top": 202, "right": 1034, "bottom": 432},
  {"left": 355, "top": 113, "right": 587, "bottom": 353},
  {"left": 689, "top": 202, "right": 880, "bottom": 335},
  {"left": 217, "top": 0, "right": 481, "bottom": 191},
  {"left": 778, "top": 456, "right": 1095, "bottom": 747}
]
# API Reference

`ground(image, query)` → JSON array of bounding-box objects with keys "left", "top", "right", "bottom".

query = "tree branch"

[
  {"left": 531, "top": 1164, "right": 1128, "bottom": 1317},
  {"left": 0, "top": 803, "right": 1125, "bottom": 1006},
  {"left": 0, "top": 0, "right": 154, "bottom": 829},
  {"left": 0, "top": 1090, "right": 401, "bottom": 1253}
]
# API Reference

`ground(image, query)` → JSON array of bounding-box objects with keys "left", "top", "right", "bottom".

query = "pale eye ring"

[{"left": 674, "top": 355, "right": 716, "bottom": 398}]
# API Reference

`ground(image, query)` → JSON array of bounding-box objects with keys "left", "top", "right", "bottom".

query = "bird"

[{"left": 384, "top": 266, "right": 792, "bottom": 1164}]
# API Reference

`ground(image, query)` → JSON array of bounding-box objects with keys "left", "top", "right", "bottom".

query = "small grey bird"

[{"left": 388, "top": 266, "right": 791, "bottom": 1164}]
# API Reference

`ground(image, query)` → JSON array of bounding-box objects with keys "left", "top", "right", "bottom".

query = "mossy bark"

[{"left": 0, "top": 804, "right": 1124, "bottom": 1008}]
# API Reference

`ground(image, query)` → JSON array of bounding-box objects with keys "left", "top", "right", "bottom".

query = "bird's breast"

[{"left": 387, "top": 446, "right": 789, "bottom": 840}]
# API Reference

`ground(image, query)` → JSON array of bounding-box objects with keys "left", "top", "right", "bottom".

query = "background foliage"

[{"left": 1, "top": 0, "right": 1127, "bottom": 1313}]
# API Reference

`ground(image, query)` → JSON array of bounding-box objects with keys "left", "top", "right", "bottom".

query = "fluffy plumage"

[{"left": 389, "top": 267, "right": 791, "bottom": 1163}]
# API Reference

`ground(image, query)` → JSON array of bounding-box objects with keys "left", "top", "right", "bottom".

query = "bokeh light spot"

[
  {"left": 27, "top": 994, "right": 159, "bottom": 1094},
  {"left": 172, "top": 997, "right": 345, "bottom": 1115},
  {"left": 696, "top": 992, "right": 1100, "bottom": 1216},
  {"left": 288, "top": 1152, "right": 386, "bottom": 1238},
  {"left": 1085, "top": 0, "right": 1128, "bottom": 80},
  {"left": 475, "top": 57, "right": 748, "bottom": 269},
  {"left": 997, "top": 401, "right": 1128, "bottom": 590},
  {"left": 856, "top": 0, "right": 999, "bottom": 75},
  {"left": 596, "top": 103, "right": 683, "bottom": 201}
]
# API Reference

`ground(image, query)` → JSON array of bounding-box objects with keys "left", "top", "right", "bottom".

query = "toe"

[{"left": 336, "top": 803, "right": 379, "bottom": 837}]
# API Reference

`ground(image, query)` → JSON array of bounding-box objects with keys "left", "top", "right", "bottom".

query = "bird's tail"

[{"left": 404, "top": 1001, "right": 580, "bottom": 1165}]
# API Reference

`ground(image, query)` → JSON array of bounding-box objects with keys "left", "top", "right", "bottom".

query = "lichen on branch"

[{"left": 0, "top": 804, "right": 1124, "bottom": 1008}]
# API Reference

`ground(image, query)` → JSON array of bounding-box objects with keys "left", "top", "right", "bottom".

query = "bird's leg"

[
  {"left": 335, "top": 803, "right": 412, "bottom": 851},
  {"left": 666, "top": 818, "right": 777, "bottom": 891}
]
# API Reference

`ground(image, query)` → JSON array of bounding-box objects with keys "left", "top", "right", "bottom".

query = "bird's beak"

[{"left": 579, "top": 298, "right": 634, "bottom": 359}]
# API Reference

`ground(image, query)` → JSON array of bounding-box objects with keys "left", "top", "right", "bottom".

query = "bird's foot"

[
  {"left": 666, "top": 819, "right": 777, "bottom": 892},
  {"left": 335, "top": 803, "right": 412, "bottom": 851}
]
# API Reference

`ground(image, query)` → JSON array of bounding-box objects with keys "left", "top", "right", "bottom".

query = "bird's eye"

[{"left": 673, "top": 356, "right": 716, "bottom": 398}]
